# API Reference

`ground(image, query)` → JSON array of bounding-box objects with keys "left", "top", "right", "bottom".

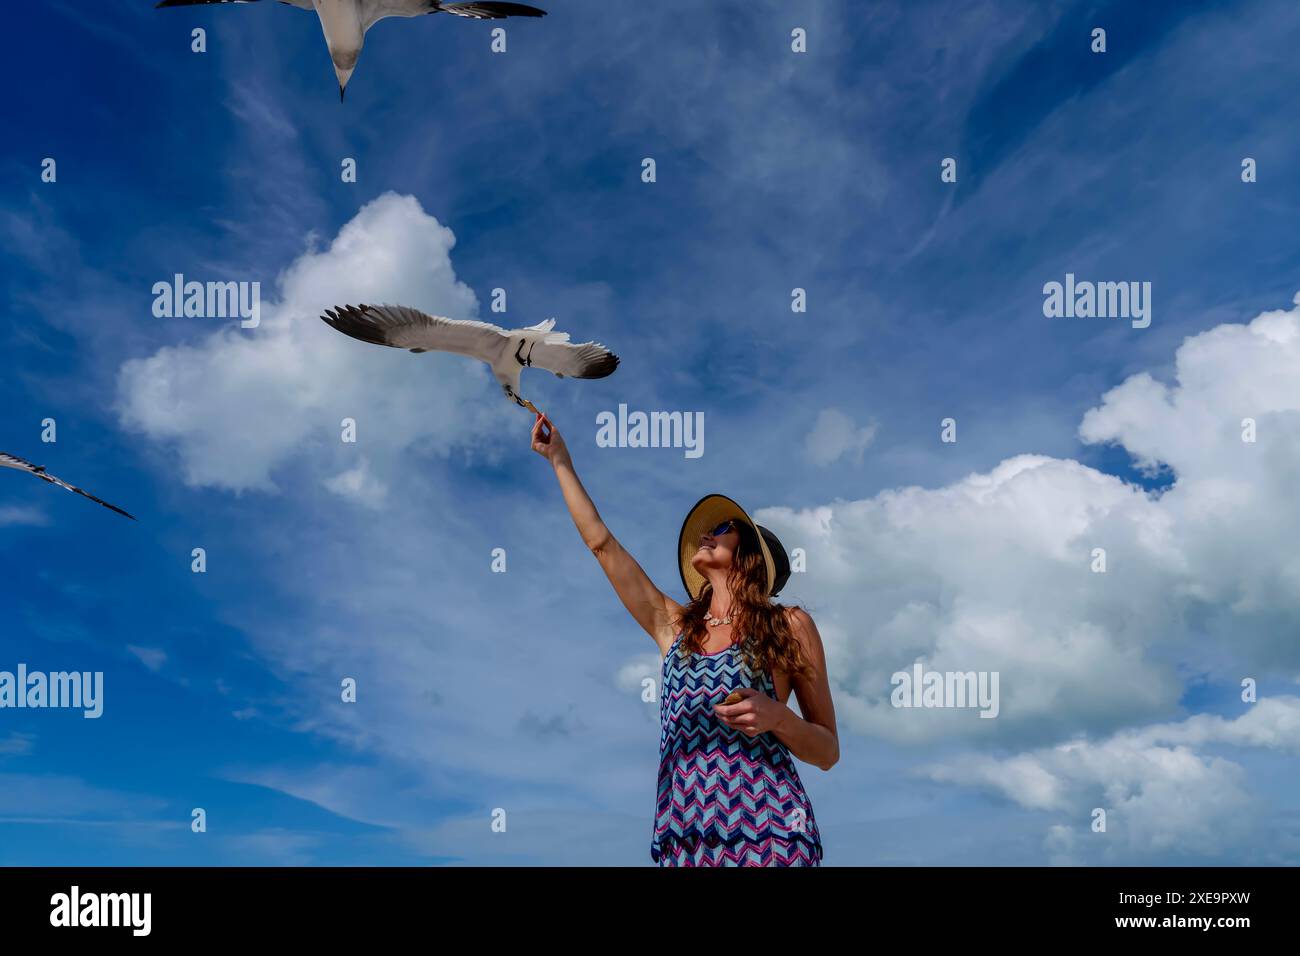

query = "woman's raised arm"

[{"left": 532, "top": 414, "right": 682, "bottom": 653}]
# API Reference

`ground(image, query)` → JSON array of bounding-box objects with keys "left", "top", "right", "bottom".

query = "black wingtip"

[
  {"left": 94, "top": 495, "right": 137, "bottom": 521},
  {"left": 446, "top": 2, "right": 548, "bottom": 18},
  {"left": 320, "top": 303, "right": 390, "bottom": 347},
  {"left": 595, "top": 352, "right": 620, "bottom": 378},
  {"left": 574, "top": 350, "right": 620, "bottom": 380},
  {"left": 88, "top": 495, "right": 137, "bottom": 521}
]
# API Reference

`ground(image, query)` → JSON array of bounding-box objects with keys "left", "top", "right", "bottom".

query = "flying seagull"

[
  {"left": 1, "top": 452, "right": 136, "bottom": 520},
  {"left": 156, "top": 0, "right": 548, "bottom": 101},
  {"left": 320, "top": 303, "right": 619, "bottom": 414}
]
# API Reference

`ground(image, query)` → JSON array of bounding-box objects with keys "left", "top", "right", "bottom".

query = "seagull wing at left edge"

[{"left": 1, "top": 452, "right": 137, "bottom": 521}]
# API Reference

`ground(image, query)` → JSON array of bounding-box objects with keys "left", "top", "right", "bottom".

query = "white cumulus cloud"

[
  {"left": 116, "top": 192, "right": 512, "bottom": 492},
  {"left": 920, "top": 697, "right": 1300, "bottom": 862},
  {"left": 756, "top": 293, "right": 1300, "bottom": 747}
]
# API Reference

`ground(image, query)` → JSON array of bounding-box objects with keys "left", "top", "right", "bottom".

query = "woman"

[{"left": 531, "top": 412, "right": 838, "bottom": 866}]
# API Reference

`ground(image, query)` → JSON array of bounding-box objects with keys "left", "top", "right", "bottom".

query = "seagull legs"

[{"left": 504, "top": 384, "right": 544, "bottom": 417}]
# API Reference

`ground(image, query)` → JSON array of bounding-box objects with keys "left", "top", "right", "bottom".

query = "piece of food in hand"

[{"left": 722, "top": 689, "right": 745, "bottom": 705}]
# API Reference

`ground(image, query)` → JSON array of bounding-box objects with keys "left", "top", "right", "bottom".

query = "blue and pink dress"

[{"left": 651, "top": 632, "right": 823, "bottom": 866}]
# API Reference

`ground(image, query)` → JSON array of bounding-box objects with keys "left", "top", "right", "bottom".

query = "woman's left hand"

[{"left": 714, "top": 688, "right": 791, "bottom": 737}]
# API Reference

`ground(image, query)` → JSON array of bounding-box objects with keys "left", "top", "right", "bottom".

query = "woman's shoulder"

[
  {"left": 782, "top": 605, "right": 815, "bottom": 627},
  {"left": 781, "top": 606, "right": 821, "bottom": 652}
]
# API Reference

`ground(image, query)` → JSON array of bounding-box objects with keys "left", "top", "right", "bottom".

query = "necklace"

[{"left": 705, "top": 606, "right": 733, "bottom": 627}]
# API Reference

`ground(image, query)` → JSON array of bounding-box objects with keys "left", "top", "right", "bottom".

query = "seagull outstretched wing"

[
  {"left": 0, "top": 452, "right": 136, "bottom": 520},
  {"left": 526, "top": 336, "right": 620, "bottom": 380},
  {"left": 156, "top": 0, "right": 315, "bottom": 11},
  {"left": 438, "top": 2, "right": 548, "bottom": 19},
  {"left": 321, "top": 303, "right": 511, "bottom": 361},
  {"left": 155, "top": 1, "right": 266, "bottom": 7}
]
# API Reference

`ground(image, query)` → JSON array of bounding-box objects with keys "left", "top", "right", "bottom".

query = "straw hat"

[{"left": 677, "top": 493, "right": 791, "bottom": 601}]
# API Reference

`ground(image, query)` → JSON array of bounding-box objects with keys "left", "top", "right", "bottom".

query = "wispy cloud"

[
  {"left": 0, "top": 506, "right": 48, "bottom": 528},
  {"left": 126, "top": 645, "right": 168, "bottom": 673},
  {"left": 805, "top": 408, "right": 878, "bottom": 466},
  {"left": 0, "top": 733, "right": 35, "bottom": 757}
]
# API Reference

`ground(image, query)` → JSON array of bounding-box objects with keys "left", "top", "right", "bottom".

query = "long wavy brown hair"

[{"left": 673, "top": 519, "right": 810, "bottom": 680}]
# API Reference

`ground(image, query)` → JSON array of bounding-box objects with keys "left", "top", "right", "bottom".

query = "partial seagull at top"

[
  {"left": 1, "top": 452, "right": 136, "bottom": 520},
  {"left": 320, "top": 303, "right": 619, "bottom": 415},
  {"left": 156, "top": 0, "right": 548, "bottom": 100}
]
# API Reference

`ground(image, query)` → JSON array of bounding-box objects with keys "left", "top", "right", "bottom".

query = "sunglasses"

[{"left": 706, "top": 519, "right": 739, "bottom": 538}]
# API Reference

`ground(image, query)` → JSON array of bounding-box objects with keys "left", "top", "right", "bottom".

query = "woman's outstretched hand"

[{"left": 531, "top": 412, "right": 572, "bottom": 466}]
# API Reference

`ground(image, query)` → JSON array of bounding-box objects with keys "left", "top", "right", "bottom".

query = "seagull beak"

[{"left": 333, "top": 65, "right": 354, "bottom": 102}]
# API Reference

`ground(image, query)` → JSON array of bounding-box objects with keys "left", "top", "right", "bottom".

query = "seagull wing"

[
  {"left": 155, "top": 1, "right": 265, "bottom": 7},
  {"left": 527, "top": 338, "right": 620, "bottom": 379},
  {"left": 157, "top": 0, "right": 315, "bottom": 9},
  {"left": 321, "top": 303, "right": 511, "bottom": 363},
  {"left": 0, "top": 452, "right": 136, "bottom": 521},
  {"left": 438, "top": 2, "right": 548, "bottom": 19}
]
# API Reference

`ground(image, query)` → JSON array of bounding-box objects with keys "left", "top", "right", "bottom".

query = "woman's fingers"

[
  {"left": 714, "top": 700, "right": 752, "bottom": 718},
  {"left": 531, "top": 414, "right": 559, "bottom": 457}
]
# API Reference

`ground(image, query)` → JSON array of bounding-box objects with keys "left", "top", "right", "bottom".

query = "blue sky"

[{"left": 2, "top": 0, "right": 1299, "bottom": 865}]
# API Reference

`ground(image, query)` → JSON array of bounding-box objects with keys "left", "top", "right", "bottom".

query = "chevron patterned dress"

[{"left": 651, "top": 633, "right": 823, "bottom": 866}]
